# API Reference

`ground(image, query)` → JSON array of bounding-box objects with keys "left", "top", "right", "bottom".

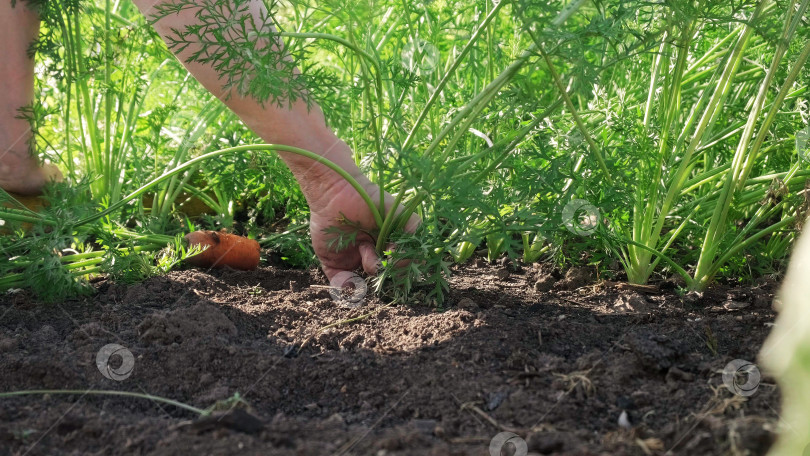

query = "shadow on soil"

[{"left": 0, "top": 261, "right": 780, "bottom": 455}]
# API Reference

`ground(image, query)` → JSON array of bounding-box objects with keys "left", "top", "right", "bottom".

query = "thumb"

[
  {"left": 321, "top": 265, "right": 345, "bottom": 283},
  {"left": 358, "top": 242, "right": 381, "bottom": 276}
]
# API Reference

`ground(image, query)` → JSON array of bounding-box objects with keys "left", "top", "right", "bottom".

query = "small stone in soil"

[
  {"left": 487, "top": 390, "right": 509, "bottom": 411},
  {"left": 618, "top": 410, "right": 632, "bottom": 429},
  {"left": 433, "top": 425, "right": 446, "bottom": 438},
  {"left": 724, "top": 300, "right": 750, "bottom": 311},
  {"left": 496, "top": 268, "right": 511, "bottom": 280}
]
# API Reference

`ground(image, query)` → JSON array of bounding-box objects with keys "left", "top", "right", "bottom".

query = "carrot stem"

[{"left": 76, "top": 145, "right": 383, "bottom": 229}]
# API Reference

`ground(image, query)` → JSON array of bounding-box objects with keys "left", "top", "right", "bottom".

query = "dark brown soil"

[{"left": 0, "top": 261, "right": 780, "bottom": 455}]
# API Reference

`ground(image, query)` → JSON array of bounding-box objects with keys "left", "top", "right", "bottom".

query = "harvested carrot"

[
  {"left": 184, "top": 230, "right": 260, "bottom": 270},
  {"left": 1, "top": 194, "right": 49, "bottom": 233},
  {"left": 3, "top": 194, "right": 48, "bottom": 212}
]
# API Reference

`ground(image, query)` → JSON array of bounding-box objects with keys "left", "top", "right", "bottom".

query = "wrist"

[{"left": 276, "top": 138, "right": 369, "bottom": 209}]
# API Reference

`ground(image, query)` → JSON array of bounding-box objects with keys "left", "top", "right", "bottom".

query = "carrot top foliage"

[{"left": 1, "top": 0, "right": 809, "bottom": 304}]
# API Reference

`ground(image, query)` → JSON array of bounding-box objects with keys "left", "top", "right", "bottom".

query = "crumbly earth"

[{"left": 0, "top": 260, "right": 781, "bottom": 455}]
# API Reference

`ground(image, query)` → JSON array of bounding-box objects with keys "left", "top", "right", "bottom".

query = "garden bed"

[{"left": 0, "top": 261, "right": 779, "bottom": 455}]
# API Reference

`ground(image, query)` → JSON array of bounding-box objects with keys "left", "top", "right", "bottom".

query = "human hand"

[{"left": 307, "top": 175, "right": 420, "bottom": 282}]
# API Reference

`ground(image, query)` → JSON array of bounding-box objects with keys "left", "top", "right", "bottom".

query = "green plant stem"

[
  {"left": 0, "top": 390, "right": 206, "bottom": 415},
  {"left": 699, "top": 215, "right": 797, "bottom": 290},
  {"left": 692, "top": 0, "right": 809, "bottom": 287},
  {"left": 104, "top": 0, "right": 113, "bottom": 204},
  {"left": 401, "top": 1, "right": 506, "bottom": 151},
  {"left": 377, "top": 44, "right": 543, "bottom": 252},
  {"left": 421, "top": 47, "right": 533, "bottom": 159},
  {"left": 536, "top": 46, "right": 612, "bottom": 185},
  {"left": 628, "top": 3, "right": 767, "bottom": 284},
  {"left": 0, "top": 258, "right": 104, "bottom": 290},
  {"left": 0, "top": 209, "right": 53, "bottom": 226},
  {"left": 258, "top": 224, "right": 309, "bottom": 246},
  {"left": 620, "top": 239, "right": 694, "bottom": 287},
  {"left": 76, "top": 145, "right": 382, "bottom": 229}
]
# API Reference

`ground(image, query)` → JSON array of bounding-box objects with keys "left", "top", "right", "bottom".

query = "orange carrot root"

[
  {"left": 1, "top": 194, "right": 49, "bottom": 233},
  {"left": 184, "top": 230, "right": 260, "bottom": 271}
]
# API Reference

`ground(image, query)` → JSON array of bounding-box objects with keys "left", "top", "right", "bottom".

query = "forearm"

[
  {"left": 132, "top": 0, "right": 362, "bottom": 203},
  {"left": 0, "top": 1, "right": 38, "bottom": 154}
]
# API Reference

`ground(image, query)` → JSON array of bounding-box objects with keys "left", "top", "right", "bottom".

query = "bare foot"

[{"left": 0, "top": 151, "right": 62, "bottom": 196}]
